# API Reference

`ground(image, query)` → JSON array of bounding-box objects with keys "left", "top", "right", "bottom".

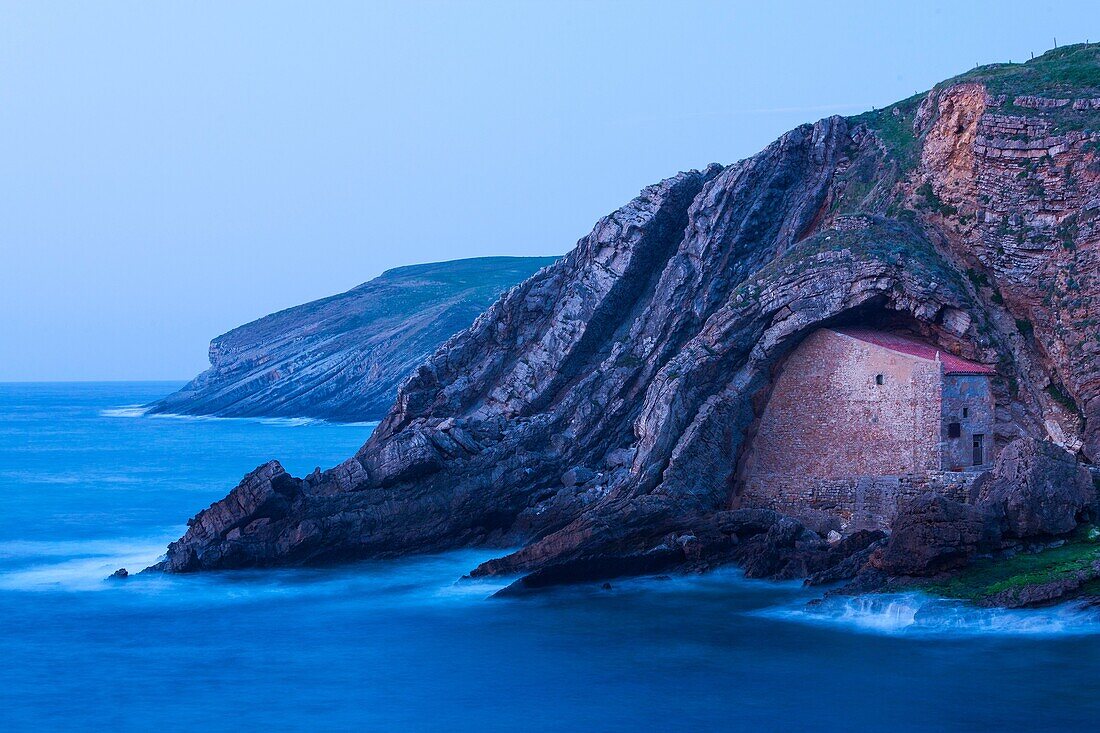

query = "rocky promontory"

[
  {"left": 150, "top": 46, "right": 1100, "bottom": 605},
  {"left": 148, "top": 256, "right": 558, "bottom": 422}
]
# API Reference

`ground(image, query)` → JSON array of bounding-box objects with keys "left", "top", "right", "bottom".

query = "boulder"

[
  {"left": 980, "top": 569, "right": 1098, "bottom": 609},
  {"left": 148, "top": 460, "right": 303, "bottom": 572},
  {"left": 493, "top": 547, "right": 684, "bottom": 596},
  {"left": 976, "top": 437, "right": 1095, "bottom": 538},
  {"left": 871, "top": 494, "right": 1000, "bottom": 576},
  {"left": 713, "top": 508, "right": 785, "bottom": 537},
  {"left": 359, "top": 430, "right": 445, "bottom": 487},
  {"left": 805, "top": 534, "right": 886, "bottom": 586}
]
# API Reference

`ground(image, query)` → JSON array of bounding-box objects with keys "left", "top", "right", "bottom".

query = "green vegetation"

[
  {"left": 1046, "top": 383, "right": 1080, "bottom": 413},
  {"left": 966, "top": 267, "right": 991, "bottom": 288},
  {"left": 922, "top": 526, "right": 1100, "bottom": 604},
  {"left": 377, "top": 256, "right": 560, "bottom": 289},
  {"left": 1015, "top": 317, "right": 1035, "bottom": 337},
  {"left": 843, "top": 44, "right": 1100, "bottom": 215},
  {"left": 850, "top": 92, "right": 926, "bottom": 173},
  {"left": 945, "top": 43, "right": 1100, "bottom": 135},
  {"left": 914, "top": 182, "right": 958, "bottom": 216},
  {"left": 1057, "top": 214, "right": 1080, "bottom": 251},
  {"left": 762, "top": 218, "right": 970, "bottom": 302},
  {"left": 951, "top": 44, "right": 1100, "bottom": 98}
]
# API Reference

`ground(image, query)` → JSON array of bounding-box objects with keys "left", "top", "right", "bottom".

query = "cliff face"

[
  {"left": 152, "top": 46, "right": 1100, "bottom": 585},
  {"left": 148, "top": 257, "right": 558, "bottom": 422}
]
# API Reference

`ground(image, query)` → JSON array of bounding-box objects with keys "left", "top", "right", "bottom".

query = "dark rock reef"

[
  {"left": 148, "top": 256, "right": 558, "bottom": 422},
  {"left": 150, "top": 46, "right": 1100, "bottom": 602}
]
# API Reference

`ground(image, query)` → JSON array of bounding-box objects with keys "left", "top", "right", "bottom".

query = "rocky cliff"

[
  {"left": 148, "top": 257, "right": 558, "bottom": 422},
  {"left": 151, "top": 46, "right": 1100, "bottom": 593}
]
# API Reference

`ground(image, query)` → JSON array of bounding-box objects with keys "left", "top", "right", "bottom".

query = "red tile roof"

[{"left": 834, "top": 327, "right": 996, "bottom": 375}]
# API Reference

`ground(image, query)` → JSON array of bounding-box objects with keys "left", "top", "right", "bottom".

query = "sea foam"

[
  {"left": 101, "top": 406, "right": 380, "bottom": 429},
  {"left": 754, "top": 592, "right": 1100, "bottom": 637},
  {"left": 100, "top": 405, "right": 149, "bottom": 418}
]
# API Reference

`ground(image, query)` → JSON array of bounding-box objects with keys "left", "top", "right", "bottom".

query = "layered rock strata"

[
  {"left": 149, "top": 257, "right": 558, "bottom": 422},
  {"left": 151, "top": 46, "right": 1100, "bottom": 593}
]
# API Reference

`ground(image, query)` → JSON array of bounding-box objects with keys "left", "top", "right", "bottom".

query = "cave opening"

[{"left": 728, "top": 299, "right": 998, "bottom": 533}]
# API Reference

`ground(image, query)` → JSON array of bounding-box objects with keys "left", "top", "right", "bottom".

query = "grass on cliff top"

[
  {"left": 849, "top": 92, "right": 926, "bottom": 174},
  {"left": 945, "top": 43, "right": 1100, "bottom": 133},
  {"left": 847, "top": 44, "right": 1100, "bottom": 190},
  {"left": 949, "top": 43, "right": 1100, "bottom": 99},
  {"left": 921, "top": 525, "right": 1100, "bottom": 604},
  {"left": 772, "top": 218, "right": 968, "bottom": 293}
]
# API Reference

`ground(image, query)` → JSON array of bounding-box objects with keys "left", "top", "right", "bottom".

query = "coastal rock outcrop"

[
  {"left": 976, "top": 437, "right": 1095, "bottom": 538},
  {"left": 151, "top": 46, "right": 1100, "bottom": 591},
  {"left": 869, "top": 495, "right": 1000, "bottom": 576},
  {"left": 148, "top": 257, "right": 557, "bottom": 422}
]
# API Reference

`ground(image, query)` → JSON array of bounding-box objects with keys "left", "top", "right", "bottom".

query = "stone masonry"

[{"left": 736, "top": 328, "right": 995, "bottom": 530}]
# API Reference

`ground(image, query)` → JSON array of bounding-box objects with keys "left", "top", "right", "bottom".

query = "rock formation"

[
  {"left": 148, "top": 257, "right": 558, "bottom": 422},
  {"left": 150, "top": 46, "right": 1100, "bottom": 593}
]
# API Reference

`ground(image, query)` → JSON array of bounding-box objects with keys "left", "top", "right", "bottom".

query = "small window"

[
  {"left": 962, "top": 407, "right": 969, "bottom": 419},
  {"left": 875, "top": 374, "right": 884, "bottom": 385},
  {"left": 948, "top": 422, "right": 961, "bottom": 438}
]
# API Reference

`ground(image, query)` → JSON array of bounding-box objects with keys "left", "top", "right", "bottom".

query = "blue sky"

[{"left": 2, "top": 0, "right": 1096, "bottom": 380}]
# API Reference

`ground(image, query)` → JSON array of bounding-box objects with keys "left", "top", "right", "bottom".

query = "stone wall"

[
  {"left": 736, "top": 328, "right": 998, "bottom": 530},
  {"left": 941, "top": 374, "right": 996, "bottom": 470},
  {"left": 736, "top": 472, "right": 980, "bottom": 531},
  {"left": 739, "top": 329, "right": 943, "bottom": 482}
]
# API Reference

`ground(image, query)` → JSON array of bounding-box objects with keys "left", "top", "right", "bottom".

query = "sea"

[{"left": 2, "top": 382, "right": 1099, "bottom": 732}]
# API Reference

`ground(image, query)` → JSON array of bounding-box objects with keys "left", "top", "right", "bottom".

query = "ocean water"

[{"left": 2, "top": 383, "right": 1100, "bottom": 732}]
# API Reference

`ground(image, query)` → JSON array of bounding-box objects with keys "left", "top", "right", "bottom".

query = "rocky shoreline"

[
  {"left": 493, "top": 436, "right": 1100, "bottom": 609},
  {"left": 142, "top": 47, "right": 1100, "bottom": 612}
]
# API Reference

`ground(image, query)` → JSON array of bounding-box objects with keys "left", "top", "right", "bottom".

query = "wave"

[
  {"left": 0, "top": 536, "right": 174, "bottom": 592},
  {"left": 100, "top": 405, "right": 149, "bottom": 417},
  {"left": 0, "top": 470, "right": 146, "bottom": 485},
  {"left": 0, "top": 537, "right": 508, "bottom": 603},
  {"left": 754, "top": 592, "right": 1100, "bottom": 637},
  {"left": 101, "top": 407, "right": 380, "bottom": 429}
]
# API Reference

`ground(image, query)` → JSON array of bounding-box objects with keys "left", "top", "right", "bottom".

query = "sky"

[{"left": 1, "top": 1, "right": 1097, "bottom": 381}]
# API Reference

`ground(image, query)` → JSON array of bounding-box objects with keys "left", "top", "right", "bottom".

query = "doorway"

[{"left": 972, "top": 434, "right": 984, "bottom": 466}]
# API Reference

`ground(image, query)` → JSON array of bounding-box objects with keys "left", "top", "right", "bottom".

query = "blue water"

[{"left": 2, "top": 383, "right": 1100, "bottom": 732}]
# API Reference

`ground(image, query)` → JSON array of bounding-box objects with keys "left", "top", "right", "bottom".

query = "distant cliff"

[
  {"left": 153, "top": 46, "right": 1100, "bottom": 602},
  {"left": 148, "top": 257, "right": 558, "bottom": 422}
]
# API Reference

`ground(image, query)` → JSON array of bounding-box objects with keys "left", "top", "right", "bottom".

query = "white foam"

[
  {"left": 101, "top": 407, "right": 379, "bottom": 429},
  {"left": 754, "top": 592, "right": 1100, "bottom": 637},
  {"left": 100, "top": 405, "right": 149, "bottom": 418},
  {"left": 0, "top": 537, "right": 511, "bottom": 606},
  {"left": 258, "top": 416, "right": 318, "bottom": 427},
  {"left": 0, "top": 536, "right": 173, "bottom": 591}
]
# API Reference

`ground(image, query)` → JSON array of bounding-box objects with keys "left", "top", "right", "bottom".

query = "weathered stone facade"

[
  {"left": 941, "top": 374, "right": 995, "bottom": 471},
  {"left": 737, "top": 472, "right": 979, "bottom": 531},
  {"left": 736, "top": 328, "right": 995, "bottom": 529}
]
